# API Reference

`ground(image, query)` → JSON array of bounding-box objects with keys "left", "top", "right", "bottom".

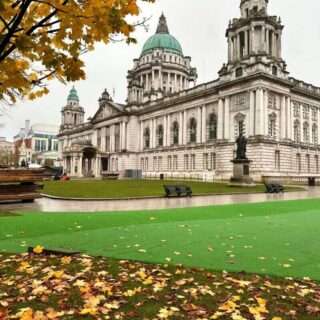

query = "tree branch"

[{"left": 0, "top": 0, "right": 33, "bottom": 60}]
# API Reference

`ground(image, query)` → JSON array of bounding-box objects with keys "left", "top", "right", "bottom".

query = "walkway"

[{"left": 1, "top": 187, "right": 320, "bottom": 213}]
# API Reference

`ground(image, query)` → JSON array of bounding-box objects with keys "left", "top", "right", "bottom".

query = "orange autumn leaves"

[
  {"left": 1, "top": 253, "right": 320, "bottom": 319},
  {"left": 0, "top": 0, "right": 154, "bottom": 103}
]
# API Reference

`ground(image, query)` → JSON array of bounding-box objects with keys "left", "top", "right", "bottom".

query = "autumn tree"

[{"left": 0, "top": 0, "right": 154, "bottom": 103}]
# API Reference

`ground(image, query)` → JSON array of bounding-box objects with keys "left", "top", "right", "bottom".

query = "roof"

[
  {"left": 67, "top": 86, "right": 79, "bottom": 102},
  {"left": 141, "top": 14, "right": 183, "bottom": 56},
  {"left": 31, "top": 124, "right": 59, "bottom": 135}
]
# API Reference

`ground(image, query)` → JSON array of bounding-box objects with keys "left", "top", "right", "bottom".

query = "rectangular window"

[
  {"left": 184, "top": 154, "right": 189, "bottom": 171},
  {"left": 158, "top": 156, "right": 162, "bottom": 171},
  {"left": 35, "top": 140, "right": 41, "bottom": 152},
  {"left": 296, "top": 154, "right": 301, "bottom": 173},
  {"left": 191, "top": 154, "right": 196, "bottom": 171},
  {"left": 210, "top": 152, "right": 217, "bottom": 170},
  {"left": 275, "top": 151, "right": 280, "bottom": 171},
  {"left": 168, "top": 156, "right": 172, "bottom": 170},
  {"left": 141, "top": 158, "right": 144, "bottom": 171},
  {"left": 203, "top": 153, "right": 209, "bottom": 170},
  {"left": 306, "top": 154, "right": 311, "bottom": 173},
  {"left": 173, "top": 155, "right": 178, "bottom": 170},
  {"left": 153, "top": 157, "right": 157, "bottom": 171},
  {"left": 40, "top": 140, "right": 47, "bottom": 152}
]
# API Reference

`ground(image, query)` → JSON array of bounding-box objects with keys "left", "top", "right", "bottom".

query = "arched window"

[
  {"left": 312, "top": 124, "right": 318, "bottom": 145},
  {"left": 207, "top": 113, "right": 217, "bottom": 141},
  {"left": 172, "top": 121, "right": 179, "bottom": 145},
  {"left": 188, "top": 118, "right": 197, "bottom": 143},
  {"left": 294, "top": 120, "right": 300, "bottom": 142},
  {"left": 234, "top": 113, "right": 246, "bottom": 137},
  {"left": 144, "top": 127, "right": 150, "bottom": 149},
  {"left": 268, "top": 113, "right": 277, "bottom": 138},
  {"left": 156, "top": 125, "right": 164, "bottom": 147},
  {"left": 303, "top": 122, "right": 309, "bottom": 143}
]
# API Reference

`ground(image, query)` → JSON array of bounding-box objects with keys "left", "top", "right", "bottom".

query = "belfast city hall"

[{"left": 58, "top": 0, "right": 320, "bottom": 181}]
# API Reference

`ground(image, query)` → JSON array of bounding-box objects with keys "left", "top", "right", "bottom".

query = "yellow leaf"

[{"left": 33, "top": 245, "right": 44, "bottom": 254}]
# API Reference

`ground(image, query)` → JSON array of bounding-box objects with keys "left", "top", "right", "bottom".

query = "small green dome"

[
  {"left": 68, "top": 86, "right": 79, "bottom": 102},
  {"left": 141, "top": 14, "right": 183, "bottom": 56}
]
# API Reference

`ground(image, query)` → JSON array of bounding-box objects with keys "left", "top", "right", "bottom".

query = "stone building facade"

[
  {"left": 14, "top": 120, "right": 59, "bottom": 166},
  {"left": 58, "top": 0, "right": 320, "bottom": 181}
]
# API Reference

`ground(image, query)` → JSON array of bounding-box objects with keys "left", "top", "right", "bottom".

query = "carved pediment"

[{"left": 92, "top": 102, "right": 123, "bottom": 122}]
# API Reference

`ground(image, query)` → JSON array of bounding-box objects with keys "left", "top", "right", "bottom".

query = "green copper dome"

[
  {"left": 67, "top": 86, "right": 79, "bottom": 102},
  {"left": 141, "top": 14, "right": 183, "bottom": 56}
]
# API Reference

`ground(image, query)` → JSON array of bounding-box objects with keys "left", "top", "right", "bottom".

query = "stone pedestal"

[{"left": 230, "top": 159, "right": 255, "bottom": 186}]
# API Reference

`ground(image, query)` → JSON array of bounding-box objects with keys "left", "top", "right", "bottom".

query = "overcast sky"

[{"left": 1, "top": 0, "right": 320, "bottom": 140}]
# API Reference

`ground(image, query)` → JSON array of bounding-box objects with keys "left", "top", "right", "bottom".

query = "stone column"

[
  {"left": 224, "top": 97, "right": 230, "bottom": 140},
  {"left": 250, "top": 27, "right": 255, "bottom": 53},
  {"left": 179, "top": 112, "right": 183, "bottom": 145},
  {"left": 174, "top": 74, "right": 178, "bottom": 92},
  {"left": 278, "top": 32, "right": 282, "bottom": 59},
  {"left": 167, "top": 114, "right": 171, "bottom": 146},
  {"left": 201, "top": 105, "right": 206, "bottom": 142},
  {"left": 288, "top": 97, "right": 293, "bottom": 140},
  {"left": 183, "top": 111, "right": 187, "bottom": 144},
  {"left": 95, "top": 156, "right": 101, "bottom": 177},
  {"left": 217, "top": 98, "right": 224, "bottom": 140},
  {"left": 152, "top": 119, "right": 156, "bottom": 148},
  {"left": 309, "top": 105, "right": 313, "bottom": 143},
  {"left": 280, "top": 96, "right": 286, "bottom": 139},
  {"left": 111, "top": 125, "right": 115, "bottom": 152},
  {"left": 121, "top": 122, "right": 126, "bottom": 151},
  {"left": 228, "top": 37, "right": 232, "bottom": 62},
  {"left": 79, "top": 156, "right": 83, "bottom": 177},
  {"left": 140, "top": 121, "right": 144, "bottom": 150},
  {"left": 261, "top": 25, "right": 266, "bottom": 53},
  {"left": 70, "top": 156, "right": 74, "bottom": 176},
  {"left": 255, "top": 88, "right": 264, "bottom": 135},
  {"left": 300, "top": 104, "right": 304, "bottom": 142},
  {"left": 196, "top": 107, "right": 201, "bottom": 143},
  {"left": 264, "top": 90, "right": 269, "bottom": 136},
  {"left": 163, "top": 116, "right": 167, "bottom": 146},
  {"left": 317, "top": 107, "right": 320, "bottom": 144},
  {"left": 244, "top": 30, "right": 248, "bottom": 56},
  {"left": 249, "top": 90, "right": 255, "bottom": 136}
]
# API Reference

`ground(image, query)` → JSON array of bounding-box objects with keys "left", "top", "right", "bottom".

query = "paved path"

[{"left": 0, "top": 187, "right": 319, "bottom": 213}]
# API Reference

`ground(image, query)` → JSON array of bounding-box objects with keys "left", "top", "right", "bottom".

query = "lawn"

[
  {"left": 1, "top": 199, "right": 320, "bottom": 319},
  {"left": 42, "top": 179, "right": 297, "bottom": 199},
  {"left": 1, "top": 253, "right": 319, "bottom": 319},
  {"left": 1, "top": 199, "right": 320, "bottom": 280}
]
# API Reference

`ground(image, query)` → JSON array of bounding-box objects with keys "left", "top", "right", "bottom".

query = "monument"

[{"left": 230, "top": 134, "right": 255, "bottom": 186}]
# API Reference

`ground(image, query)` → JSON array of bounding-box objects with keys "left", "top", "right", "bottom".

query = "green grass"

[
  {"left": 1, "top": 198, "right": 320, "bottom": 280},
  {"left": 42, "top": 179, "right": 298, "bottom": 199},
  {"left": 1, "top": 254, "right": 319, "bottom": 319}
]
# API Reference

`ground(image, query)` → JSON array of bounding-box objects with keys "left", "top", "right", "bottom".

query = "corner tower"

[
  {"left": 219, "top": 0, "right": 288, "bottom": 81},
  {"left": 60, "top": 87, "right": 85, "bottom": 131},
  {"left": 127, "top": 14, "right": 197, "bottom": 109}
]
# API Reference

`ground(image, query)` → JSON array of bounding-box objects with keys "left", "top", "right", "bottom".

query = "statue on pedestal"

[
  {"left": 230, "top": 133, "right": 254, "bottom": 186},
  {"left": 236, "top": 133, "right": 248, "bottom": 160}
]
